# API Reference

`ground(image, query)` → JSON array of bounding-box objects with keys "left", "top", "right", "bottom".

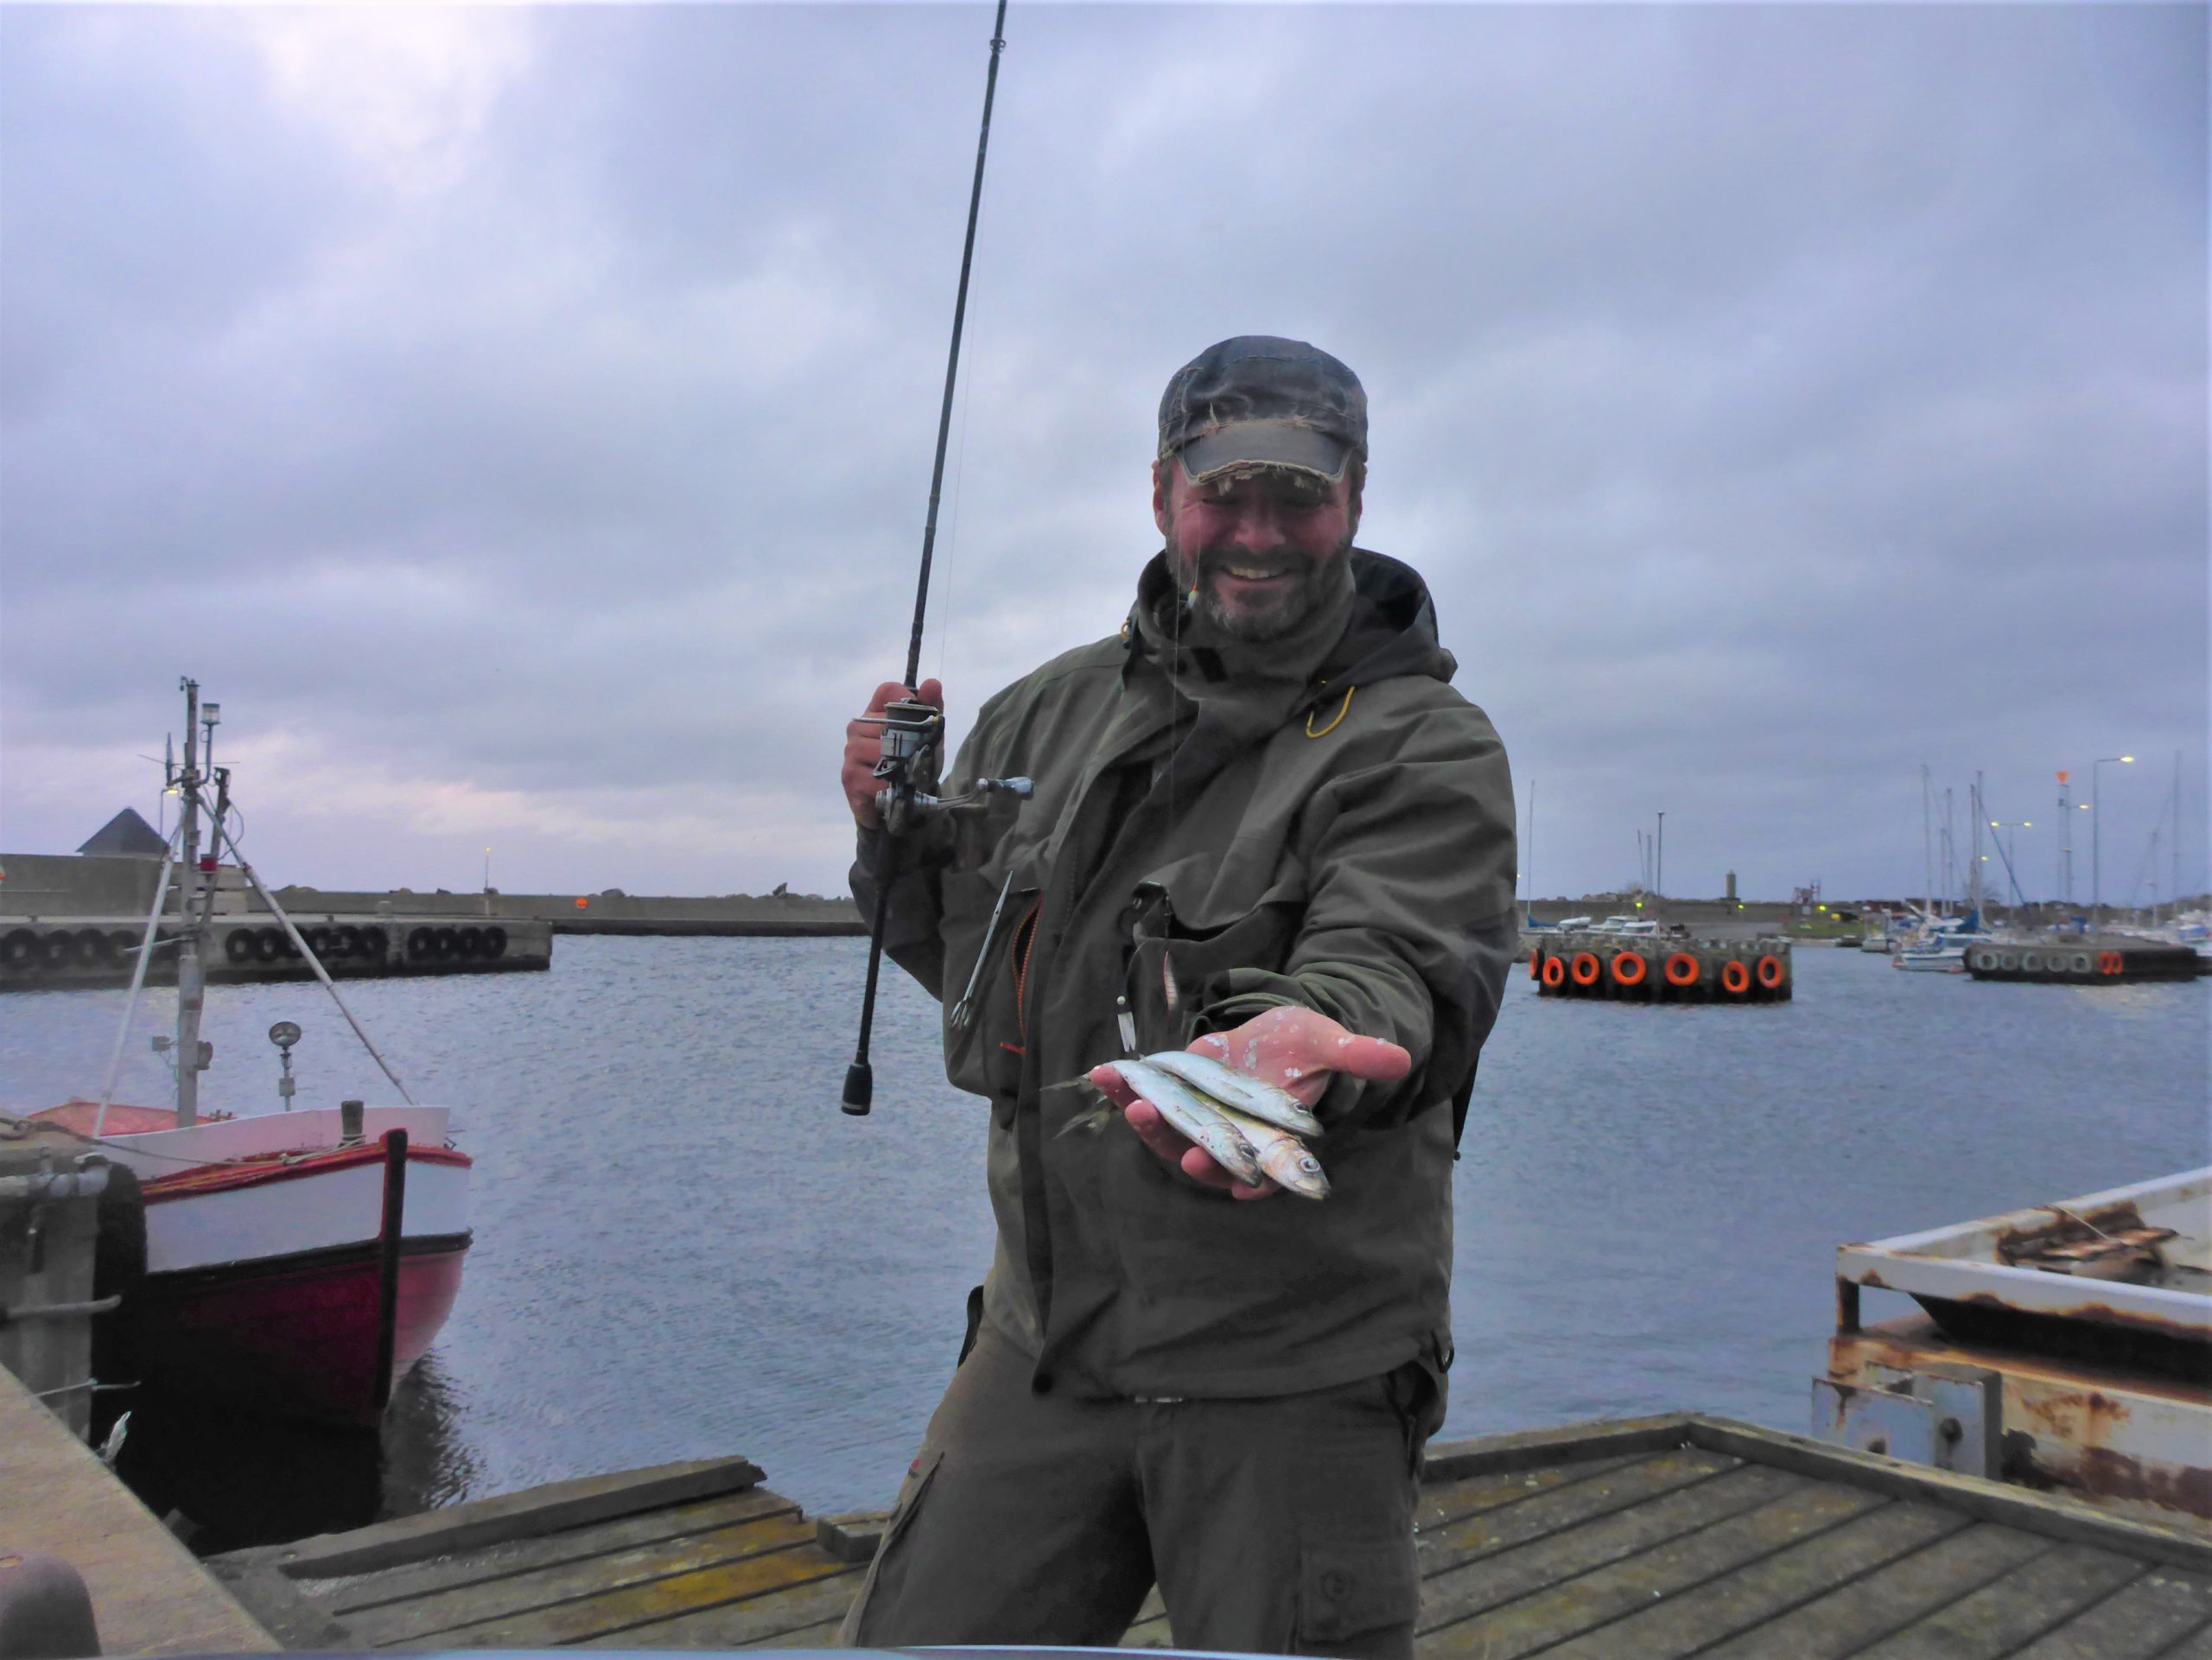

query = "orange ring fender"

[
  {"left": 1721, "top": 959, "right": 1751, "bottom": 995},
  {"left": 2099, "top": 951, "right": 2123, "bottom": 976},
  {"left": 1570, "top": 951, "right": 1601, "bottom": 986},
  {"left": 1611, "top": 951, "right": 1648, "bottom": 987},
  {"left": 1541, "top": 956, "right": 1567, "bottom": 989},
  {"left": 1756, "top": 955, "right": 1785, "bottom": 989},
  {"left": 1663, "top": 952, "right": 1700, "bottom": 988},
  {"left": 1529, "top": 945, "right": 1543, "bottom": 981}
]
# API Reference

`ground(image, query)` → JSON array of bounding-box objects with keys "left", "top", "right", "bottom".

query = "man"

[{"left": 837, "top": 336, "right": 1516, "bottom": 1655}]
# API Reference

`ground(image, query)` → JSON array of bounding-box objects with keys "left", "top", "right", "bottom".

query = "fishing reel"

[{"left": 859, "top": 696, "right": 1033, "bottom": 837}]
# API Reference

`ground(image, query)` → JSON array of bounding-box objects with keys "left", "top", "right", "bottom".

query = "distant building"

[
  {"left": 77, "top": 807, "right": 167, "bottom": 858},
  {"left": 1726, "top": 870, "right": 1737, "bottom": 902}
]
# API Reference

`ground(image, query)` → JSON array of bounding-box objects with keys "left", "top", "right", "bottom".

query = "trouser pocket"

[
  {"left": 1383, "top": 1351, "right": 1449, "bottom": 1482},
  {"left": 835, "top": 1445, "right": 945, "bottom": 1644}
]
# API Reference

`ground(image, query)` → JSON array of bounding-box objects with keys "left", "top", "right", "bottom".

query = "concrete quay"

[
  {"left": 270, "top": 887, "right": 868, "bottom": 938},
  {"left": 1529, "top": 932, "right": 1794, "bottom": 1002},
  {"left": 0, "top": 914, "right": 552, "bottom": 994},
  {"left": 0, "top": 1367, "right": 276, "bottom": 1657}
]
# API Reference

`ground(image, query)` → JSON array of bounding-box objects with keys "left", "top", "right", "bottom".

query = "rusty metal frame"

[{"left": 1835, "top": 1167, "right": 2212, "bottom": 1343}]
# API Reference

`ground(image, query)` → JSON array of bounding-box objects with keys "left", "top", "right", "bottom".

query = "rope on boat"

[
  {"left": 93, "top": 821, "right": 183, "bottom": 1139},
  {"left": 199, "top": 792, "right": 417, "bottom": 1105}
]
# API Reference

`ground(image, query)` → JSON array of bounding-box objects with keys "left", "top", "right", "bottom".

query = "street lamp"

[{"left": 2092, "top": 755, "right": 2134, "bottom": 926}]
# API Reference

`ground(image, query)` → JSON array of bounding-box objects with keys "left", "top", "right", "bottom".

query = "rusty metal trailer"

[{"left": 1818, "top": 1168, "right": 2211, "bottom": 1532}]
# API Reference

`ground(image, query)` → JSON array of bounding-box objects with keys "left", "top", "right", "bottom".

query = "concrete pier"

[
  {"left": 0, "top": 914, "right": 552, "bottom": 994},
  {"left": 1963, "top": 940, "right": 2206, "bottom": 985},
  {"left": 1529, "top": 932, "right": 1794, "bottom": 1002},
  {"left": 0, "top": 1367, "right": 276, "bottom": 1656}
]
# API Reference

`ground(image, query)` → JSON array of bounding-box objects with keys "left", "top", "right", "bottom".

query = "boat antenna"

[{"left": 843, "top": 0, "right": 1013, "bottom": 1117}]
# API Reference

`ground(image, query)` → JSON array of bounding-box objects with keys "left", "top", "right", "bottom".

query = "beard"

[{"left": 1173, "top": 531, "right": 1356, "bottom": 641}]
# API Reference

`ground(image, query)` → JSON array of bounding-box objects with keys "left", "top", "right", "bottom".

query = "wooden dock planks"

[{"left": 213, "top": 1415, "right": 2212, "bottom": 1657}]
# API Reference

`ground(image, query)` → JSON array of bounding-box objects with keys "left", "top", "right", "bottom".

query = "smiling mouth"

[{"left": 1216, "top": 563, "right": 1300, "bottom": 583}]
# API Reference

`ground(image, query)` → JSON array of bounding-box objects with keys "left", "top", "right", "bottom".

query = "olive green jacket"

[{"left": 853, "top": 549, "right": 1516, "bottom": 1399}]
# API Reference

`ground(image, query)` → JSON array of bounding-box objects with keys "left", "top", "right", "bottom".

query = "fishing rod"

[{"left": 844, "top": 0, "right": 1024, "bottom": 1116}]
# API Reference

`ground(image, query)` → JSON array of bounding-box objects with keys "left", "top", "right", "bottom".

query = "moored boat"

[{"left": 25, "top": 681, "right": 472, "bottom": 1430}]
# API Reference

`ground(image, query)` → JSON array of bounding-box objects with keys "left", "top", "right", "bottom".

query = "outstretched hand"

[{"left": 1089, "top": 1006, "right": 1412, "bottom": 1200}]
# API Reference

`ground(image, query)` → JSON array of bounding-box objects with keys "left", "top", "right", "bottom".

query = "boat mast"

[
  {"left": 169, "top": 678, "right": 218, "bottom": 1128},
  {"left": 1921, "top": 765, "right": 1934, "bottom": 923},
  {"left": 1523, "top": 776, "right": 1535, "bottom": 929},
  {"left": 2174, "top": 749, "right": 2183, "bottom": 924},
  {"left": 1970, "top": 773, "right": 1985, "bottom": 922}
]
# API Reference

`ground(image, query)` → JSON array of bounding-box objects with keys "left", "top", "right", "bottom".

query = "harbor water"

[{"left": 2, "top": 938, "right": 2203, "bottom": 1551}]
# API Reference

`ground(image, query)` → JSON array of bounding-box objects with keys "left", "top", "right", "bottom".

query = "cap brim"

[{"left": 1177, "top": 420, "right": 1351, "bottom": 487}]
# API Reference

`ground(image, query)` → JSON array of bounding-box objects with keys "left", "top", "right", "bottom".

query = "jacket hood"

[{"left": 1127, "top": 547, "right": 1456, "bottom": 716}]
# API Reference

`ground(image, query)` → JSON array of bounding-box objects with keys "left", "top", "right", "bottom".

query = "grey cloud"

[{"left": 2, "top": 4, "right": 2202, "bottom": 905}]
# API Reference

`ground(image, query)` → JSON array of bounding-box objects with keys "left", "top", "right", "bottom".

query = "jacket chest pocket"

[{"left": 1122, "top": 847, "right": 1307, "bottom": 1054}]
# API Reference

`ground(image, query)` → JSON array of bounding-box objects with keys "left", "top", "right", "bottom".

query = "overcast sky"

[{"left": 3, "top": 3, "right": 2203, "bottom": 907}]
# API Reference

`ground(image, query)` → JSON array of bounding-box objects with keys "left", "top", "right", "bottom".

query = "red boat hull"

[{"left": 118, "top": 1236, "right": 469, "bottom": 1429}]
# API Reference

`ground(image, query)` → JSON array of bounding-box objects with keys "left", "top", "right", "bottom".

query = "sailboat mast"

[
  {"left": 1970, "top": 773, "right": 1984, "bottom": 919},
  {"left": 1922, "top": 765, "right": 1934, "bottom": 921},
  {"left": 174, "top": 678, "right": 207, "bottom": 1128}
]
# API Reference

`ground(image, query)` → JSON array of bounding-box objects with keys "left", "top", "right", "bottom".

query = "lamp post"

[
  {"left": 2092, "top": 755, "right": 2133, "bottom": 926},
  {"left": 1655, "top": 811, "right": 1664, "bottom": 901}
]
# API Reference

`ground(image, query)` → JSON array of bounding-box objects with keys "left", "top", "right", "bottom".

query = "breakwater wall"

[
  {"left": 272, "top": 889, "right": 867, "bottom": 938},
  {"left": 0, "top": 914, "right": 553, "bottom": 992},
  {"left": 1529, "top": 933, "right": 1793, "bottom": 1002},
  {"left": 1963, "top": 940, "right": 2205, "bottom": 985}
]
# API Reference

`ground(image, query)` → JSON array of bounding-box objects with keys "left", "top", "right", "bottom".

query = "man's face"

[{"left": 1152, "top": 458, "right": 1362, "bottom": 641}]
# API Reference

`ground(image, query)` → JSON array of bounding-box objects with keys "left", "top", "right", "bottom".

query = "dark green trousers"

[{"left": 839, "top": 1323, "right": 1440, "bottom": 1656}]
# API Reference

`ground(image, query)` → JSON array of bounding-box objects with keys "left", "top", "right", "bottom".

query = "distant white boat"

[{"left": 1892, "top": 944, "right": 1967, "bottom": 973}]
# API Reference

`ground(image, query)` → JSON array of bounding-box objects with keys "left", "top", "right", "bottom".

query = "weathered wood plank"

[
  {"left": 2006, "top": 1568, "right": 2212, "bottom": 1660},
  {"left": 203, "top": 1562, "right": 357, "bottom": 1651},
  {"left": 734, "top": 1612, "right": 846, "bottom": 1648},
  {"left": 1683, "top": 1418, "right": 2212, "bottom": 1573},
  {"left": 1119, "top": 1587, "right": 1171, "bottom": 1647},
  {"left": 1421, "top": 1416, "right": 1695, "bottom": 1485},
  {"left": 573, "top": 1565, "right": 864, "bottom": 1649},
  {"left": 348, "top": 1511, "right": 817, "bottom": 1648},
  {"left": 310, "top": 1488, "right": 793, "bottom": 1614},
  {"left": 1416, "top": 1464, "right": 1812, "bottom": 1635},
  {"left": 1847, "top": 1543, "right": 2145, "bottom": 1660},
  {"left": 1688, "top": 1523, "right": 2054, "bottom": 1660},
  {"left": 399, "top": 1543, "right": 850, "bottom": 1649},
  {"left": 2156, "top": 1617, "right": 2212, "bottom": 1659},
  {"left": 255, "top": 1457, "right": 764, "bottom": 1579},
  {"left": 1114, "top": 1455, "right": 1733, "bottom": 1650},
  {"left": 1418, "top": 1453, "right": 1647, "bottom": 1532},
  {"left": 1419, "top": 1482, "right": 1890, "bottom": 1657},
  {"left": 1417, "top": 1449, "right": 1741, "bottom": 1579},
  {"left": 1536, "top": 1505, "right": 1996, "bottom": 1660}
]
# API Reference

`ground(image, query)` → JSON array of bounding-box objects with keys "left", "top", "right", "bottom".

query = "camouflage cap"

[{"left": 1156, "top": 335, "right": 1367, "bottom": 486}]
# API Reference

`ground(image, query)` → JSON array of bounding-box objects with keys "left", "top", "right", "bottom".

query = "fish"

[
  {"left": 1111, "top": 1059, "right": 1266, "bottom": 1187},
  {"left": 1212, "top": 1103, "right": 1331, "bottom": 1200},
  {"left": 1140, "top": 1050, "right": 1325, "bottom": 1139}
]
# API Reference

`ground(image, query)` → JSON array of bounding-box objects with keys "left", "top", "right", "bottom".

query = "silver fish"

[
  {"left": 1141, "top": 1050, "right": 1325, "bottom": 1139},
  {"left": 1114, "top": 1059, "right": 1265, "bottom": 1186},
  {"left": 1214, "top": 1104, "right": 1331, "bottom": 1201}
]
